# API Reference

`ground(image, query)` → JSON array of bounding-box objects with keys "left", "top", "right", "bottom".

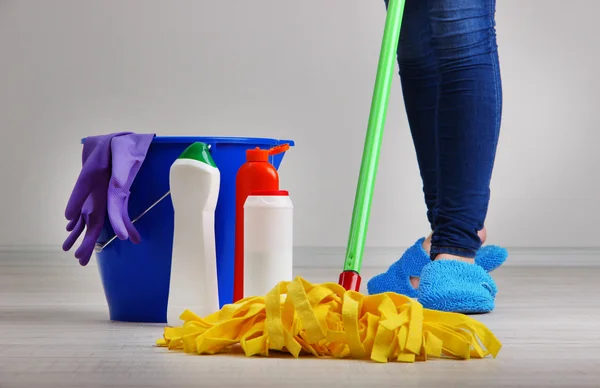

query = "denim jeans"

[{"left": 384, "top": 0, "right": 502, "bottom": 258}]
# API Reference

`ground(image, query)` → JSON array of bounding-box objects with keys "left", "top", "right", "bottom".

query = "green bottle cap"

[{"left": 177, "top": 142, "right": 216, "bottom": 167}]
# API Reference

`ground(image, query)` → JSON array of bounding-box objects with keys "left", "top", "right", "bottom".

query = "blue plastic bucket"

[{"left": 91, "top": 136, "right": 294, "bottom": 323}]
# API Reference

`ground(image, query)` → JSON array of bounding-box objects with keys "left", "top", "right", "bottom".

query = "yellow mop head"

[{"left": 156, "top": 276, "right": 501, "bottom": 363}]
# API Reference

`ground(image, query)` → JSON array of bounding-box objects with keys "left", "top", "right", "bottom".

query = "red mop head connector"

[{"left": 339, "top": 270, "right": 362, "bottom": 292}]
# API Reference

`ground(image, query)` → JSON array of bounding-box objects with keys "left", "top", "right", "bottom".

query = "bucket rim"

[{"left": 81, "top": 135, "right": 294, "bottom": 146}]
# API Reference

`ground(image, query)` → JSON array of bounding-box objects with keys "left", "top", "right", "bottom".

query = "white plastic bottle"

[
  {"left": 243, "top": 190, "right": 293, "bottom": 297},
  {"left": 167, "top": 142, "right": 220, "bottom": 325}
]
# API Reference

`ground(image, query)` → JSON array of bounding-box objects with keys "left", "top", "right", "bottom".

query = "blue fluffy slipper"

[
  {"left": 366, "top": 237, "right": 507, "bottom": 298},
  {"left": 366, "top": 238, "right": 430, "bottom": 298},
  {"left": 417, "top": 260, "right": 497, "bottom": 313}
]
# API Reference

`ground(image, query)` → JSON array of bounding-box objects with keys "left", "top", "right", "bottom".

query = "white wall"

[{"left": 0, "top": 0, "right": 598, "bottom": 250}]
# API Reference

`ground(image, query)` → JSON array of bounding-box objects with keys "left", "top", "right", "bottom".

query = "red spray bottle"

[{"left": 234, "top": 144, "right": 290, "bottom": 302}]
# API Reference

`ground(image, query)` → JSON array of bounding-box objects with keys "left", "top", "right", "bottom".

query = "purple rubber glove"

[
  {"left": 106, "top": 133, "right": 155, "bottom": 244},
  {"left": 63, "top": 132, "right": 131, "bottom": 265}
]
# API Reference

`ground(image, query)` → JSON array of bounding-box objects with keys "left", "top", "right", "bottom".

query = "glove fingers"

[
  {"left": 127, "top": 225, "right": 141, "bottom": 245},
  {"left": 74, "top": 201, "right": 107, "bottom": 266},
  {"left": 123, "top": 203, "right": 141, "bottom": 244},
  {"left": 75, "top": 222, "right": 101, "bottom": 266},
  {"left": 66, "top": 216, "right": 79, "bottom": 232},
  {"left": 62, "top": 216, "right": 85, "bottom": 252},
  {"left": 65, "top": 179, "right": 94, "bottom": 221}
]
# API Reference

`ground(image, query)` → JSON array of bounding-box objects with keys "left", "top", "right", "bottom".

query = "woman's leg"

[
  {"left": 390, "top": 0, "right": 438, "bottom": 287},
  {"left": 392, "top": 0, "right": 439, "bottom": 231},
  {"left": 414, "top": 0, "right": 502, "bottom": 313},
  {"left": 366, "top": 0, "right": 505, "bottom": 299},
  {"left": 391, "top": 0, "right": 489, "bottom": 254},
  {"left": 426, "top": 0, "right": 502, "bottom": 261}
]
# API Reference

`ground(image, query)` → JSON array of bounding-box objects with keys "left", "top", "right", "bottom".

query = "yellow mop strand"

[{"left": 156, "top": 276, "right": 501, "bottom": 363}]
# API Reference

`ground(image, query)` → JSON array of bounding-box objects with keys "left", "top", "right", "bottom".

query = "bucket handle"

[
  {"left": 93, "top": 190, "right": 171, "bottom": 253},
  {"left": 94, "top": 143, "right": 216, "bottom": 253}
]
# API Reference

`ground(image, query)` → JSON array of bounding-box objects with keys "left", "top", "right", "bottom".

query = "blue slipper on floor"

[
  {"left": 366, "top": 237, "right": 507, "bottom": 298},
  {"left": 417, "top": 260, "right": 497, "bottom": 313}
]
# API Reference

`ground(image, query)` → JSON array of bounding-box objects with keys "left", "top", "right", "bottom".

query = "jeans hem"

[{"left": 430, "top": 245, "right": 477, "bottom": 260}]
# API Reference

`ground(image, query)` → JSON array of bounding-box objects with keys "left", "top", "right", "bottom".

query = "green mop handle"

[{"left": 341, "top": 0, "right": 405, "bottom": 285}]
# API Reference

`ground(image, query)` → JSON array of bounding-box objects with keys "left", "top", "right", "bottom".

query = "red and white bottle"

[
  {"left": 243, "top": 190, "right": 293, "bottom": 297},
  {"left": 234, "top": 144, "right": 289, "bottom": 302}
]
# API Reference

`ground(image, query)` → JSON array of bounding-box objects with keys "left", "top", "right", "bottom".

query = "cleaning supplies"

[
  {"left": 167, "top": 142, "right": 220, "bottom": 325},
  {"left": 156, "top": 276, "right": 502, "bottom": 363},
  {"left": 63, "top": 133, "right": 124, "bottom": 266},
  {"left": 154, "top": 0, "right": 502, "bottom": 363},
  {"left": 63, "top": 132, "right": 155, "bottom": 266},
  {"left": 243, "top": 190, "right": 294, "bottom": 297},
  {"left": 234, "top": 144, "right": 290, "bottom": 302}
]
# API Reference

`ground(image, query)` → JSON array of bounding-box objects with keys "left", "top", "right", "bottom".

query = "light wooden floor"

[{"left": 1, "top": 253, "right": 599, "bottom": 388}]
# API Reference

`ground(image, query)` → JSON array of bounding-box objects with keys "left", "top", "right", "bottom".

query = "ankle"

[
  {"left": 434, "top": 253, "right": 475, "bottom": 264},
  {"left": 422, "top": 233, "right": 433, "bottom": 254},
  {"left": 426, "top": 227, "right": 486, "bottom": 252},
  {"left": 478, "top": 227, "right": 487, "bottom": 245}
]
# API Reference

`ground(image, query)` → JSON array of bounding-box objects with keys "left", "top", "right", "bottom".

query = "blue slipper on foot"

[
  {"left": 366, "top": 237, "right": 430, "bottom": 298},
  {"left": 474, "top": 245, "right": 508, "bottom": 272},
  {"left": 417, "top": 260, "right": 497, "bottom": 313},
  {"left": 366, "top": 237, "right": 507, "bottom": 298}
]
